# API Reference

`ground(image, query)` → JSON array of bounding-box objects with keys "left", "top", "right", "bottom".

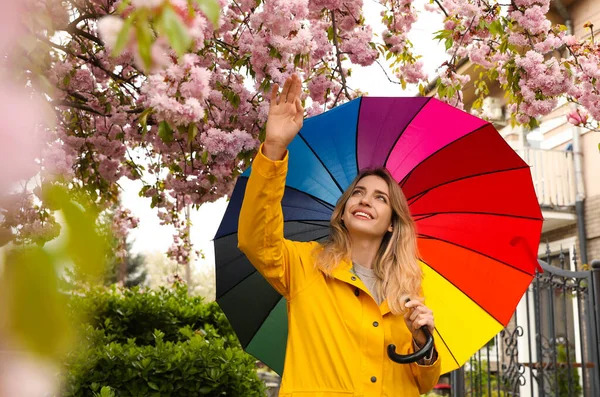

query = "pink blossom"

[
  {"left": 308, "top": 74, "right": 331, "bottom": 103},
  {"left": 468, "top": 43, "right": 492, "bottom": 68},
  {"left": 397, "top": 61, "right": 427, "bottom": 83},
  {"left": 339, "top": 27, "right": 377, "bottom": 66},
  {"left": 566, "top": 109, "right": 588, "bottom": 126},
  {"left": 42, "top": 142, "right": 75, "bottom": 179},
  {"left": 202, "top": 128, "right": 258, "bottom": 158},
  {"left": 563, "top": 35, "right": 578, "bottom": 46},
  {"left": 98, "top": 156, "right": 121, "bottom": 183},
  {"left": 310, "top": 0, "right": 342, "bottom": 11},
  {"left": 515, "top": 113, "right": 531, "bottom": 124}
]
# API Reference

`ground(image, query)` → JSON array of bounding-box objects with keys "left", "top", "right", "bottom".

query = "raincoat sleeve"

[
  {"left": 409, "top": 342, "right": 442, "bottom": 394},
  {"left": 237, "top": 144, "right": 319, "bottom": 300}
]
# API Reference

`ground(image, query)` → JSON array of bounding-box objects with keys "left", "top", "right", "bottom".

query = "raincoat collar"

[{"left": 331, "top": 258, "right": 392, "bottom": 316}]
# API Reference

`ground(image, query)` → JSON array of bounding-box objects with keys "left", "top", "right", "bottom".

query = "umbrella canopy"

[{"left": 214, "top": 96, "right": 543, "bottom": 375}]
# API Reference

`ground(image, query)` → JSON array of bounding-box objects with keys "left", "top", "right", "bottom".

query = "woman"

[{"left": 238, "top": 74, "right": 441, "bottom": 396}]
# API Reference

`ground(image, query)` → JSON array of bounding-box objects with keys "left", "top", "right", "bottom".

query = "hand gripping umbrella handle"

[{"left": 387, "top": 326, "right": 434, "bottom": 364}]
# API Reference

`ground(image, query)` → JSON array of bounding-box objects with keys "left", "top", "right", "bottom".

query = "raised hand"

[{"left": 263, "top": 74, "right": 304, "bottom": 161}]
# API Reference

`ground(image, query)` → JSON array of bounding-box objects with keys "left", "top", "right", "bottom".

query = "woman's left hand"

[{"left": 403, "top": 299, "right": 435, "bottom": 347}]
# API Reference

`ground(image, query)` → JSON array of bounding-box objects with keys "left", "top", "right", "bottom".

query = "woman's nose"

[{"left": 359, "top": 195, "right": 371, "bottom": 206}]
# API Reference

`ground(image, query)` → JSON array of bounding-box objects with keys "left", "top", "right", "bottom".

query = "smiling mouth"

[{"left": 352, "top": 211, "right": 373, "bottom": 220}]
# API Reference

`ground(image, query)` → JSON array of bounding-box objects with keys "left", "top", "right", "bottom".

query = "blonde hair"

[{"left": 314, "top": 168, "right": 423, "bottom": 314}]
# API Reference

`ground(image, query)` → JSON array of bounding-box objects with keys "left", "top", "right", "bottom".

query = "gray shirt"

[{"left": 352, "top": 262, "right": 382, "bottom": 305}]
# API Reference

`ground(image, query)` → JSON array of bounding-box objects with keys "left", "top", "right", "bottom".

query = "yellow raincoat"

[{"left": 238, "top": 145, "right": 442, "bottom": 396}]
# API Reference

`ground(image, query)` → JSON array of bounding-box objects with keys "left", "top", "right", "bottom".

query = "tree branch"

[
  {"left": 53, "top": 99, "right": 107, "bottom": 116},
  {"left": 39, "top": 34, "right": 140, "bottom": 95},
  {"left": 65, "top": 26, "right": 104, "bottom": 47},
  {"left": 68, "top": 13, "right": 99, "bottom": 30},
  {"left": 450, "top": 16, "right": 477, "bottom": 66},
  {"left": 330, "top": 11, "right": 351, "bottom": 102},
  {"left": 433, "top": 0, "right": 449, "bottom": 17},
  {"left": 332, "top": 86, "right": 344, "bottom": 108},
  {"left": 375, "top": 60, "right": 402, "bottom": 85}
]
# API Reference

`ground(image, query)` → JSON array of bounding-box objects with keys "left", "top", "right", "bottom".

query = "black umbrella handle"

[{"left": 387, "top": 326, "right": 434, "bottom": 364}]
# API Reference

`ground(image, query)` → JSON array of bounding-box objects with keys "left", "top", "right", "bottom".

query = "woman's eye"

[
  {"left": 377, "top": 195, "right": 387, "bottom": 202},
  {"left": 352, "top": 190, "right": 362, "bottom": 196}
]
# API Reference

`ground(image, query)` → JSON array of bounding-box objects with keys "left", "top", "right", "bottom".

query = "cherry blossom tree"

[{"left": 2, "top": 0, "right": 599, "bottom": 260}]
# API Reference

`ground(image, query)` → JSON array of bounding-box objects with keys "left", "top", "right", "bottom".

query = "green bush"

[
  {"left": 465, "top": 360, "right": 508, "bottom": 397},
  {"left": 67, "top": 285, "right": 235, "bottom": 347},
  {"left": 61, "top": 284, "right": 265, "bottom": 396}
]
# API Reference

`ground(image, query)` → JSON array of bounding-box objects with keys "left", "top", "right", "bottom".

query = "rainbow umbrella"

[{"left": 214, "top": 97, "right": 543, "bottom": 375}]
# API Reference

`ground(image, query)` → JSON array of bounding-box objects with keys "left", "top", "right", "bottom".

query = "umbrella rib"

[
  {"left": 232, "top": 177, "right": 337, "bottom": 212},
  {"left": 432, "top": 328, "right": 460, "bottom": 369},
  {"left": 297, "top": 133, "right": 345, "bottom": 195},
  {"left": 417, "top": 234, "right": 534, "bottom": 277},
  {"left": 214, "top": 220, "right": 331, "bottom": 241},
  {"left": 283, "top": 185, "right": 337, "bottom": 211},
  {"left": 216, "top": 256, "right": 254, "bottom": 300},
  {"left": 294, "top": 220, "right": 331, "bottom": 228},
  {"left": 217, "top": 229, "right": 330, "bottom": 295},
  {"left": 420, "top": 256, "right": 507, "bottom": 328},
  {"left": 244, "top": 294, "right": 284, "bottom": 349},
  {"left": 383, "top": 97, "right": 432, "bottom": 166},
  {"left": 354, "top": 97, "right": 363, "bottom": 175},
  {"left": 399, "top": 124, "right": 496, "bottom": 188},
  {"left": 412, "top": 211, "right": 544, "bottom": 221},
  {"left": 281, "top": 201, "right": 334, "bottom": 215},
  {"left": 406, "top": 165, "right": 532, "bottom": 204}
]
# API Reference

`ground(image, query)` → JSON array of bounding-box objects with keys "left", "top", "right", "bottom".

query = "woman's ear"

[{"left": 388, "top": 223, "right": 393, "bottom": 232}]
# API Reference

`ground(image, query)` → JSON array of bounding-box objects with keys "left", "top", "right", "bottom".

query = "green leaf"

[
  {"left": 4, "top": 246, "right": 74, "bottom": 359},
  {"left": 188, "top": 123, "right": 198, "bottom": 143},
  {"left": 231, "top": 93, "right": 241, "bottom": 109},
  {"left": 194, "top": 0, "right": 221, "bottom": 27},
  {"left": 433, "top": 29, "right": 451, "bottom": 41},
  {"left": 159, "top": 6, "right": 192, "bottom": 56},
  {"left": 112, "top": 15, "right": 135, "bottom": 57},
  {"left": 158, "top": 121, "right": 174, "bottom": 143},
  {"left": 135, "top": 16, "right": 154, "bottom": 70},
  {"left": 445, "top": 38, "right": 453, "bottom": 51},
  {"left": 327, "top": 26, "right": 334, "bottom": 41},
  {"left": 52, "top": 187, "right": 107, "bottom": 282},
  {"left": 499, "top": 38, "right": 508, "bottom": 53},
  {"left": 138, "top": 108, "right": 153, "bottom": 138},
  {"left": 489, "top": 20, "right": 503, "bottom": 36},
  {"left": 42, "top": 185, "right": 106, "bottom": 282},
  {"left": 99, "top": 386, "right": 116, "bottom": 397},
  {"left": 148, "top": 382, "right": 160, "bottom": 391},
  {"left": 527, "top": 117, "right": 540, "bottom": 130}
]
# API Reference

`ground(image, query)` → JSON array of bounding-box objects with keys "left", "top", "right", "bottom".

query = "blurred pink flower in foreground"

[
  {"left": 0, "top": 3, "right": 49, "bottom": 194},
  {"left": 0, "top": 3, "right": 24, "bottom": 54},
  {"left": 0, "top": 351, "right": 59, "bottom": 397},
  {"left": 0, "top": 84, "right": 48, "bottom": 194}
]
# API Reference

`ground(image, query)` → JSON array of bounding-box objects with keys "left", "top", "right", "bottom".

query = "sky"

[{"left": 120, "top": 0, "right": 448, "bottom": 272}]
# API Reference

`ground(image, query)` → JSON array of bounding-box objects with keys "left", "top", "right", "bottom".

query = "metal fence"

[{"left": 451, "top": 247, "right": 600, "bottom": 397}]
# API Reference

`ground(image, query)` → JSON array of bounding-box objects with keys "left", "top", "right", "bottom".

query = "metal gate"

[{"left": 451, "top": 247, "right": 600, "bottom": 397}]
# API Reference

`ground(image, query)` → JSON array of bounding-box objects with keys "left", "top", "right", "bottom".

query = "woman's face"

[{"left": 341, "top": 175, "right": 394, "bottom": 239}]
